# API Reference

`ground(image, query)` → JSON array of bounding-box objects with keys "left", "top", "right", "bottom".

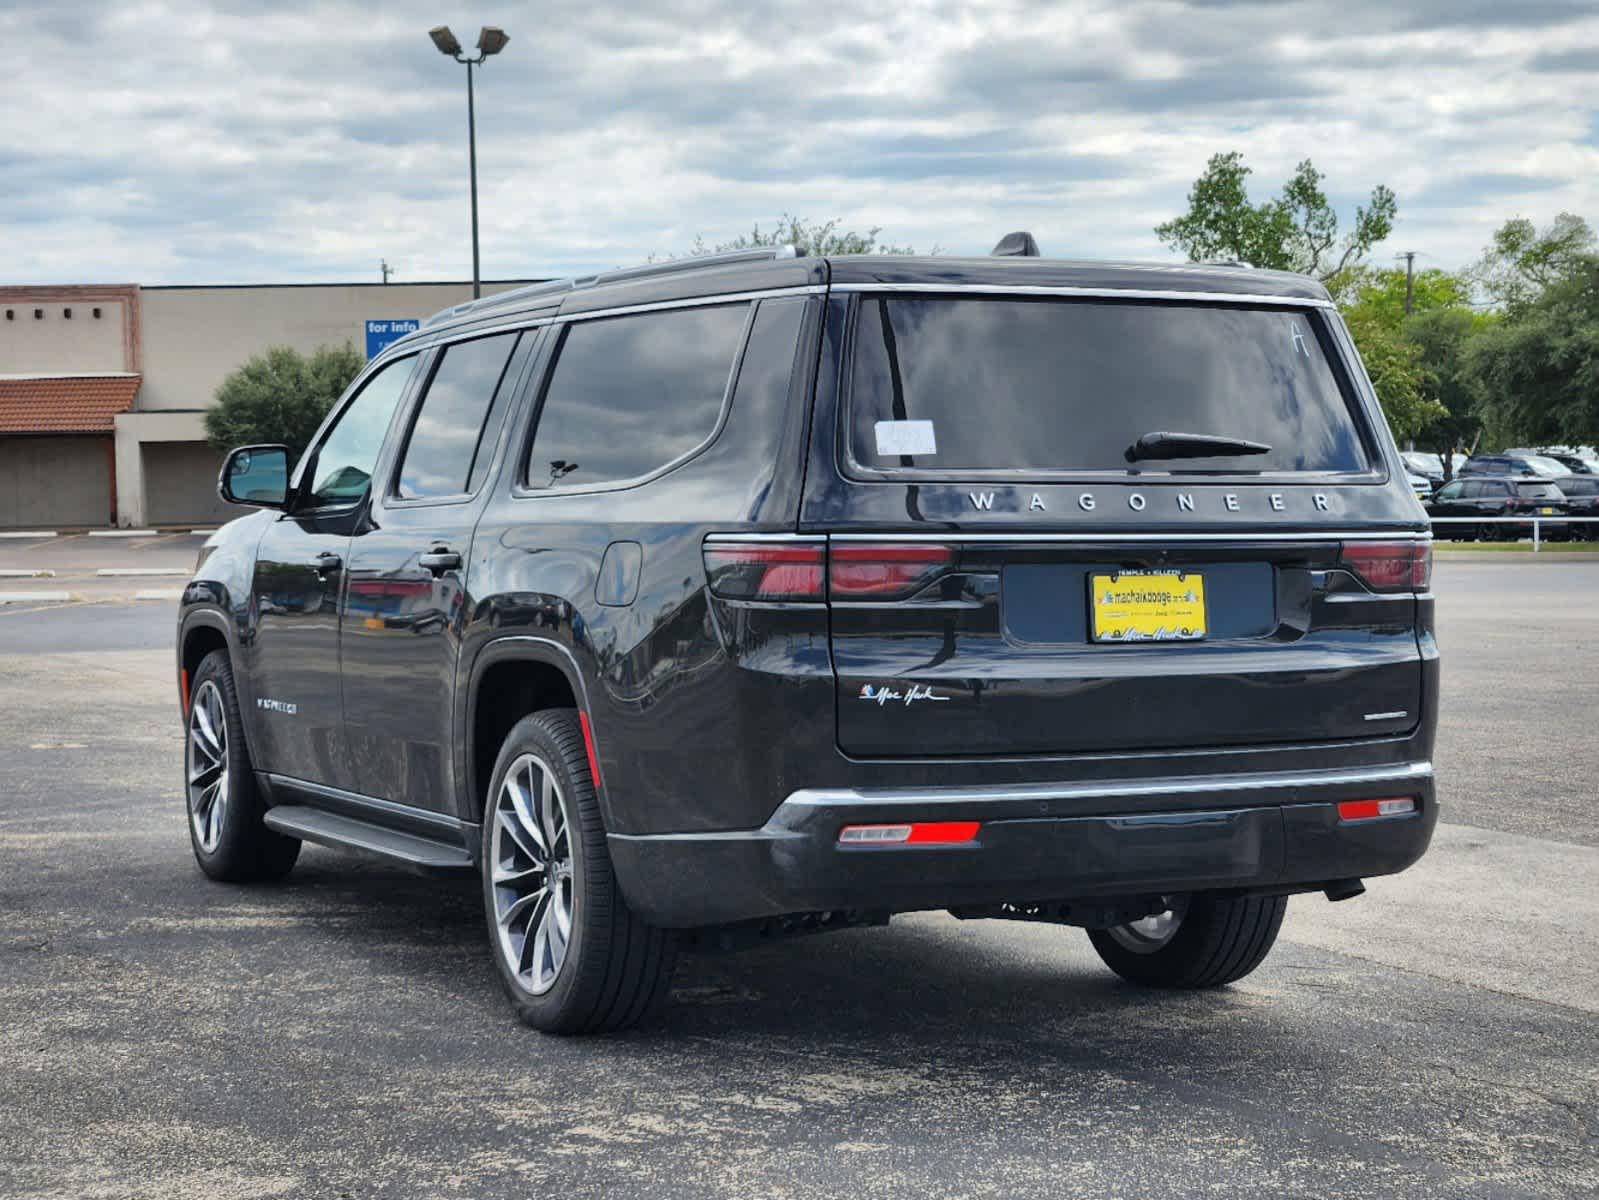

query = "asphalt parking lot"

[{"left": 1, "top": 555, "right": 1596, "bottom": 1198}]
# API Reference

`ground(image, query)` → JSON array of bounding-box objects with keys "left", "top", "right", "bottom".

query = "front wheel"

[
  {"left": 481, "top": 710, "right": 676, "bottom": 1034},
  {"left": 185, "top": 650, "right": 300, "bottom": 882},
  {"left": 1086, "top": 893, "right": 1286, "bottom": 988}
]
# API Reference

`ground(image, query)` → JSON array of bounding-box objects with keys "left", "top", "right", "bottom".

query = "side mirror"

[{"left": 219, "top": 444, "right": 291, "bottom": 509}]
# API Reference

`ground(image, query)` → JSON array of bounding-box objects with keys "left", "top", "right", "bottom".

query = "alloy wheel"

[
  {"left": 1106, "top": 896, "right": 1189, "bottom": 954},
  {"left": 186, "top": 680, "right": 230, "bottom": 853},
  {"left": 490, "top": 752, "right": 574, "bottom": 995}
]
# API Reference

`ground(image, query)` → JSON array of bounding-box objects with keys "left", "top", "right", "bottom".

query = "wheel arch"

[
  {"left": 462, "top": 637, "right": 605, "bottom": 827},
  {"left": 177, "top": 610, "right": 235, "bottom": 715}
]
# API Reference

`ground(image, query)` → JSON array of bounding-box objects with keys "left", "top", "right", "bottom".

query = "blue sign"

[{"left": 365, "top": 319, "right": 420, "bottom": 359}]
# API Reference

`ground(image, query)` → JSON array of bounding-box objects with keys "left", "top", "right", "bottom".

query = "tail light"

[
  {"left": 838, "top": 821, "right": 980, "bottom": 845},
  {"left": 1338, "top": 797, "right": 1417, "bottom": 821},
  {"left": 829, "top": 543, "right": 953, "bottom": 600},
  {"left": 1339, "top": 541, "right": 1431, "bottom": 591},
  {"left": 703, "top": 539, "right": 824, "bottom": 602}
]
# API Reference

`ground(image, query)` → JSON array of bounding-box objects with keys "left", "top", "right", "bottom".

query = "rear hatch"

[{"left": 808, "top": 287, "right": 1429, "bottom": 759}]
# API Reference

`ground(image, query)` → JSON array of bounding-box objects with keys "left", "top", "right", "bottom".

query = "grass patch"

[{"left": 1433, "top": 539, "right": 1598, "bottom": 552}]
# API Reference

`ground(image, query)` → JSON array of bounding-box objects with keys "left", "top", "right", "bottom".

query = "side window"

[
  {"left": 394, "top": 332, "right": 521, "bottom": 500},
  {"left": 1461, "top": 481, "right": 1484, "bottom": 499},
  {"left": 1436, "top": 481, "right": 1463, "bottom": 501},
  {"left": 524, "top": 303, "right": 750, "bottom": 490},
  {"left": 303, "top": 357, "right": 415, "bottom": 507}
]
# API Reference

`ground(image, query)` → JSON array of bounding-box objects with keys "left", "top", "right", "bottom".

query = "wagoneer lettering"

[{"left": 178, "top": 244, "right": 1436, "bottom": 1035}]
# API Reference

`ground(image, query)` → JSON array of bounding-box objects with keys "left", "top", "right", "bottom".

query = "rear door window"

[
  {"left": 394, "top": 332, "right": 521, "bottom": 500},
  {"left": 1517, "top": 482, "right": 1561, "bottom": 498},
  {"left": 524, "top": 303, "right": 750, "bottom": 490},
  {"left": 847, "top": 297, "right": 1371, "bottom": 478}
]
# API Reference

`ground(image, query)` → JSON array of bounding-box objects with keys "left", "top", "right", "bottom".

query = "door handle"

[
  {"left": 419, "top": 548, "right": 462, "bottom": 575},
  {"left": 315, "top": 552, "right": 342, "bottom": 575}
]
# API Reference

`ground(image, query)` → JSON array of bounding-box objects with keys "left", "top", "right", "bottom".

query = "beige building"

[{"left": 0, "top": 279, "right": 537, "bottom": 529}]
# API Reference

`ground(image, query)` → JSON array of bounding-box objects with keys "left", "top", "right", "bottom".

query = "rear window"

[
  {"left": 1557, "top": 477, "right": 1599, "bottom": 495},
  {"left": 847, "top": 297, "right": 1371, "bottom": 476},
  {"left": 1517, "top": 482, "right": 1562, "bottom": 498}
]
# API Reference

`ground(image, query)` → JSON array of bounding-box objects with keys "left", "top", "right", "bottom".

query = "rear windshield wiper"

[{"left": 1126, "top": 431, "right": 1272, "bottom": 462}]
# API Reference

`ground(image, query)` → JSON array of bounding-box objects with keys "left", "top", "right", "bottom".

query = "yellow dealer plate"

[{"left": 1090, "top": 570, "right": 1207, "bottom": 643}]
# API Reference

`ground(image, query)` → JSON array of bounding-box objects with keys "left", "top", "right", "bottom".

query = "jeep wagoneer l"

[{"left": 177, "top": 245, "right": 1437, "bottom": 1033}]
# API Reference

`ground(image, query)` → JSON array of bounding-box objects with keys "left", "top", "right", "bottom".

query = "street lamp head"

[
  {"left": 477, "top": 26, "right": 509, "bottom": 56},
  {"left": 429, "top": 25, "right": 463, "bottom": 57}
]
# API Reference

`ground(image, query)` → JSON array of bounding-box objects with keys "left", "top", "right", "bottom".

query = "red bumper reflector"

[
  {"left": 839, "top": 821, "right": 980, "bottom": 845},
  {"left": 579, "top": 711, "right": 603, "bottom": 790},
  {"left": 179, "top": 667, "right": 190, "bottom": 716},
  {"left": 1337, "top": 796, "right": 1416, "bottom": 822}
]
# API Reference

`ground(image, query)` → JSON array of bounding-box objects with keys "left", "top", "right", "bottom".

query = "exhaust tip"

[{"left": 1324, "top": 878, "right": 1366, "bottom": 902}]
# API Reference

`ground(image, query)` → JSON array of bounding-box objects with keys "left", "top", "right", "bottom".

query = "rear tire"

[
  {"left": 1087, "top": 893, "right": 1286, "bottom": 988},
  {"left": 184, "top": 650, "right": 301, "bottom": 883},
  {"left": 481, "top": 710, "right": 676, "bottom": 1034}
]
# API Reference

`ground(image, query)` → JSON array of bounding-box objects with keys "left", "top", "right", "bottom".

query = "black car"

[
  {"left": 1554, "top": 475, "right": 1599, "bottom": 538},
  {"left": 1426, "top": 476, "right": 1570, "bottom": 540},
  {"left": 1459, "top": 453, "right": 1564, "bottom": 479},
  {"left": 178, "top": 247, "right": 1438, "bottom": 1033}
]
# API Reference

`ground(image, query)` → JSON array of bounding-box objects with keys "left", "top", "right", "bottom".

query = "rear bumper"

[{"left": 609, "top": 761, "right": 1437, "bottom": 928}]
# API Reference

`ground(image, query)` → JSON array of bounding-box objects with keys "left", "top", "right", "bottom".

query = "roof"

[
  {"left": 405, "top": 248, "right": 1332, "bottom": 347},
  {"left": 0, "top": 374, "right": 140, "bottom": 434}
]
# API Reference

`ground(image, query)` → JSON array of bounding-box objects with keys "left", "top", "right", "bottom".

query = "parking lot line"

[
  {"left": 0, "top": 531, "right": 58, "bottom": 539},
  {"left": 87, "top": 529, "right": 159, "bottom": 537},
  {"left": 0, "top": 569, "right": 56, "bottom": 578}
]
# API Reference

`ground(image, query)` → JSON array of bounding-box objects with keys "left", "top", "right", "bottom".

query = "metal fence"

[{"left": 1429, "top": 515, "right": 1599, "bottom": 551}]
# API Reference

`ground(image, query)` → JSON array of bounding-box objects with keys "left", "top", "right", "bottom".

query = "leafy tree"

[
  {"left": 1472, "top": 213, "right": 1597, "bottom": 310},
  {"left": 1156, "top": 152, "right": 1396, "bottom": 288},
  {"left": 1463, "top": 259, "right": 1599, "bottom": 445},
  {"left": 1342, "top": 266, "right": 1471, "bottom": 331},
  {"left": 1341, "top": 309, "right": 1445, "bottom": 442},
  {"left": 204, "top": 343, "right": 365, "bottom": 461},
  {"left": 690, "top": 214, "right": 918, "bottom": 257},
  {"left": 1404, "top": 306, "right": 1493, "bottom": 474}
]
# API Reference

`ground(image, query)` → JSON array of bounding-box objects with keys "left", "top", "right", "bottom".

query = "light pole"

[{"left": 429, "top": 24, "right": 509, "bottom": 299}]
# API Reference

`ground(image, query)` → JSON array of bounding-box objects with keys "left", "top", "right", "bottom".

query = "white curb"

[
  {"left": 188, "top": 529, "right": 218, "bottom": 536},
  {"left": 95, "top": 568, "right": 191, "bottom": 577},
  {"left": 0, "top": 569, "right": 56, "bottom": 578},
  {"left": 134, "top": 589, "right": 185, "bottom": 601},
  {"left": 0, "top": 591, "right": 74, "bottom": 604},
  {"left": 88, "top": 529, "right": 158, "bottom": 537},
  {"left": 0, "top": 531, "right": 57, "bottom": 539}
]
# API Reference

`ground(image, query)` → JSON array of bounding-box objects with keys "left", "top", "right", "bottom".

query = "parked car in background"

[
  {"left": 1427, "top": 476, "right": 1570, "bottom": 540},
  {"left": 1534, "top": 449, "right": 1599, "bottom": 475},
  {"left": 1405, "top": 470, "right": 1434, "bottom": 501},
  {"left": 1459, "top": 453, "right": 1572, "bottom": 479},
  {"left": 1553, "top": 475, "right": 1599, "bottom": 538},
  {"left": 1401, "top": 452, "right": 1445, "bottom": 491}
]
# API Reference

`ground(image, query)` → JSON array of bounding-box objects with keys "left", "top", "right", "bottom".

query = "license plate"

[
  {"left": 1090, "top": 570, "right": 1207, "bottom": 643},
  {"left": 1540, "top": 507, "right": 1555, "bottom": 515}
]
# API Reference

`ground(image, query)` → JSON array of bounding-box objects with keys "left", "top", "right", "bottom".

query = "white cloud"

[{"left": 0, "top": 0, "right": 1595, "bottom": 284}]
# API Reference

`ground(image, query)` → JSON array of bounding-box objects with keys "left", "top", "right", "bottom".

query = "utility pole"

[
  {"left": 381, "top": 260, "right": 395, "bottom": 284},
  {"left": 1399, "top": 251, "right": 1416, "bottom": 315}
]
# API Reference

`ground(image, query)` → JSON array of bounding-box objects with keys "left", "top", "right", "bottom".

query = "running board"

[{"left": 263, "top": 805, "right": 474, "bottom": 873}]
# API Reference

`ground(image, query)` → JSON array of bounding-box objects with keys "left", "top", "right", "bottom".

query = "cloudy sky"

[{"left": 3, "top": 0, "right": 1596, "bottom": 285}]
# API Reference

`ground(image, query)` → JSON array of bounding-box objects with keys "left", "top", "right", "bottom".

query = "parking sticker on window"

[{"left": 875, "top": 419, "right": 937, "bottom": 457}]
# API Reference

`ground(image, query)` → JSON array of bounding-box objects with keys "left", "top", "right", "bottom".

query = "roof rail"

[{"left": 419, "top": 244, "right": 800, "bottom": 329}]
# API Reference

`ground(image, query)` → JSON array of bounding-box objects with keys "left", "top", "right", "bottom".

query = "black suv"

[{"left": 178, "top": 248, "right": 1438, "bottom": 1033}]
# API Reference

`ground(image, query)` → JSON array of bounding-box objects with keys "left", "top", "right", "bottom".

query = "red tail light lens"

[
  {"left": 838, "top": 821, "right": 980, "bottom": 845},
  {"left": 703, "top": 540, "right": 824, "bottom": 602},
  {"left": 1339, "top": 541, "right": 1431, "bottom": 591},
  {"left": 1337, "top": 797, "right": 1417, "bottom": 821},
  {"left": 829, "top": 543, "right": 953, "bottom": 599}
]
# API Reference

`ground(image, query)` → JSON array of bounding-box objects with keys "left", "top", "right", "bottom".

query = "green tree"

[
  {"left": 1341, "top": 309, "right": 1445, "bottom": 442},
  {"left": 1472, "top": 213, "right": 1597, "bottom": 310},
  {"left": 1404, "top": 306, "right": 1493, "bottom": 473},
  {"left": 204, "top": 343, "right": 365, "bottom": 461},
  {"left": 1463, "top": 258, "right": 1599, "bottom": 445},
  {"left": 690, "top": 213, "right": 918, "bottom": 257},
  {"left": 1342, "top": 265, "right": 1471, "bottom": 331},
  {"left": 1156, "top": 152, "right": 1396, "bottom": 289}
]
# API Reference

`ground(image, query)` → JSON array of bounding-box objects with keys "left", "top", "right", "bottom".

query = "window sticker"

[{"left": 875, "top": 419, "right": 938, "bottom": 457}]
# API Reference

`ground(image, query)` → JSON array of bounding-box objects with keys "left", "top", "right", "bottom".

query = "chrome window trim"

[
  {"left": 822, "top": 530, "right": 1431, "bottom": 543},
  {"left": 830, "top": 282, "right": 1335, "bottom": 308}
]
